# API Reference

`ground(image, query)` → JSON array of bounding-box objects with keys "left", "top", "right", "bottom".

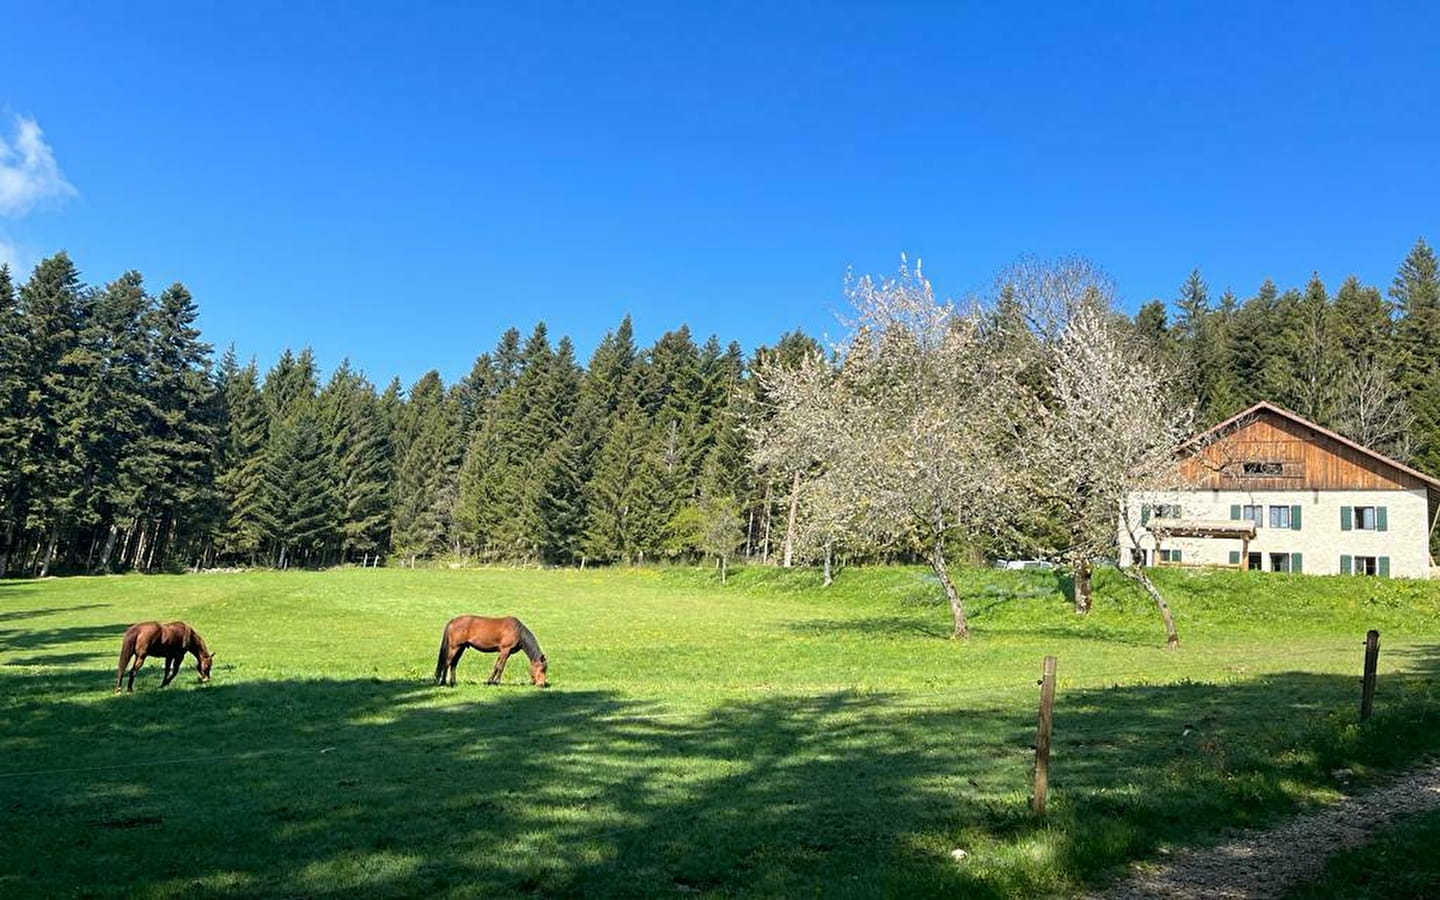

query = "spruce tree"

[
  {"left": 391, "top": 371, "right": 459, "bottom": 564},
  {"left": 215, "top": 357, "right": 269, "bottom": 562},
  {"left": 262, "top": 405, "right": 339, "bottom": 567},
  {"left": 0, "top": 265, "right": 26, "bottom": 574},
  {"left": 583, "top": 398, "right": 652, "bottom": 563},
  {"left": 83, "top": 272, "right": 154, "bottom": 571},
  {"left": 15, "top": 253, "right": 89, "bottom": 574},
  {"left": 1392, "top": 239, "right": 1440, "bottom": 473},
  {"left": 140, "top": 283, "right": 218, "bottom": 568},
  {"left": 319, "top": 363, "right": 392, "bottom": 563}
]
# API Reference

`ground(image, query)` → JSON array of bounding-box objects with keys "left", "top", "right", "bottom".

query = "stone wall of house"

[{"left": 1119, "top": 487, "right": 1431, "bottom": 578}]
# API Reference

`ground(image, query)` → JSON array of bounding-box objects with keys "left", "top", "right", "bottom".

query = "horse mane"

[
  {"left": 516, "top": 621, "right": 544, "bottom": 661},
  {"left": 187, "top": 627, "right": 209, "bottom": 656}
]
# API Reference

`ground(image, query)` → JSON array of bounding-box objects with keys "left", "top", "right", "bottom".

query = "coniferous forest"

[{"left": 1, "top": 239, "right": 1438, "bottom": 576}]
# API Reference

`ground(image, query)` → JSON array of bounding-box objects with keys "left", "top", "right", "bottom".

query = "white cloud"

[
  {"left": 0, "top": 237, "right": 25, "bottom": 275},
  {"left": 0, "top": 116, "right": 76, "bottom": 217}
]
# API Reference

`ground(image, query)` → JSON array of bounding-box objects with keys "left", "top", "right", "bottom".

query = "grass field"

[{"left": 2, "top": 564, "right": 1439, "bottom": 898}]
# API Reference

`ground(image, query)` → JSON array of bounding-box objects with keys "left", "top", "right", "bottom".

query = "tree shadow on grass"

[
  {"left": 1, "top": 646, "right": 1438, "bottom": 898},
  {"left": 0, "top": 602, "right": 110, "bottom": 623},
  {"left": 782, "top": 616, "right": 955, "bottom": 640},
  {"left": 0, "top": 622, "right": 133, "bottom": 654}
]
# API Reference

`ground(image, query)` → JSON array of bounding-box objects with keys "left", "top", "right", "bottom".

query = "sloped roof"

[{"left": 1183, "top": 400, "right": 1440, "bottom": 492}]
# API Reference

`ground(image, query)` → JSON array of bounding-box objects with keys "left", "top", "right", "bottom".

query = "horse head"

[
  {"left": 198, "top": 652, "right": 214, "bottom": 682},
  {"left": 530, "top": 654, "right": 548, "bottom": 688}
]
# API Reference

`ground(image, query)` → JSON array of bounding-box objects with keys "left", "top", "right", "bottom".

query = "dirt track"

[{"left": 1092, "top": 760, "right": 1440, "bottom": 899}]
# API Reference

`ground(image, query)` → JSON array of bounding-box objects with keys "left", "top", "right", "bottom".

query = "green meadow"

[{"left": 2, "top": 566, "right": 1439, "bottom": 898}]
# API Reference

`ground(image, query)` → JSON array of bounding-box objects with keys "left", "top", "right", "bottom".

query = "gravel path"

[{"left": 1091, "top": 760, "right": 1440, "bottom": 900}]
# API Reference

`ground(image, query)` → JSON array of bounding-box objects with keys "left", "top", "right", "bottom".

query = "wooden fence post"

[
  {"left": 1033, "top": 655, "right": 1057, "bottom": 816},
  {"left": 1360, "top": 629, "right": 1380, "bottom": 722}
]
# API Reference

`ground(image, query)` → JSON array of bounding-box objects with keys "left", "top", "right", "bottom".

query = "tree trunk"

[
  {"left": 1074, "top": 558, "right": 1093, "bottom": 614},
  {"left": 85, "top": 530, "right": 100, "bottom": 572},
  {"left": 823, "top": 537, "right": 833, "bottom": 587},
  {"left": 97, "top": 524, "right": 119, "bottom": 573},
  {"left": 744, "top": 509, "right": 754, "bottom": 560},
  {"left": 760, "top": 482, "right": 773, "bottom": 564},
  {"left": 929, "top": 536, "right": 969, "bottom": 638},
  {"left": 134, "top": 523, "right": 151, "bottom": 572},
  {"left": 1122, "top": 565, "right": 1179, "bottom": 648},
  {"left": 0, "top": 521, "right": 12, "bottom": 578},
  {"left": 38, "top": 529, "right": 59, "bottom": 577},
  {"left": 720, "top": 554, "right": 728, "bottom": 585},
  {"left": 782, "top": 470, "right": 801, "bottom": 568}
]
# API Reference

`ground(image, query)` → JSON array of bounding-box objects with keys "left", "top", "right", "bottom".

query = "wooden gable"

[{"left": 1179, "top": 405, "right": 1434, "bottom": 493}]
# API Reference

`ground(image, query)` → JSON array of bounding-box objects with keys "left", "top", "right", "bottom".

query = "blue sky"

[{"left": 2, "top": 1, "right": 1436, "bottom": 386}]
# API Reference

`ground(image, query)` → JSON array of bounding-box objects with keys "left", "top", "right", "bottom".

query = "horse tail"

[
  {"left": 116, "top": 628, "right": 136, "bottom": 691},
  {"left": 434, "top": 622, "right": 451, "bottom": 685}
]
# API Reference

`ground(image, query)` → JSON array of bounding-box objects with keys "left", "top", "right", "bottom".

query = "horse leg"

[
  {"left": 127, "top": 654, "right": 146, "bottom": 692},
  {"left": 448, "top": 645, "right": 465, "bottom": 687},
  {"left": 160, "top": 657, "right": 178, "bottom": 687},
  {"left": 487, "top": 647, "right": 513, "bottom": 685}
]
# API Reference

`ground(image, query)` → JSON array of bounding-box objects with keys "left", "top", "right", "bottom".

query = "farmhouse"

[{"left": 1122, "top": 401, "right": 1440, "bottom": 578}]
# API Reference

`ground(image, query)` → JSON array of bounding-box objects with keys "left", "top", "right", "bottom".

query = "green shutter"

[
  {"left": 1173, "top": 549, "right": 1182, "bottom": 563},
  {"left": 1377, "top": 507, "right": 1388, "bottom": 532},
  {"left": 1230, "top": 504, "right": 1242, "bottom": 521},
  {"left": 1291, "top": 552, "right": 1302, "bottom": 574},
  {"left": 1229, "top": 550, "right": 1241, "bottom": 565},
  {"left": 1341, "top": 506, "right": 1353, "bottom": 531},
  {"left": 1341, "top": 555, "right": 1352, "bottom": 575},
  {"left": 1141, "top": 504, "right": 1152, "bottom": 525},
  {"left": 1291, "top": 505, "right": 1302, "bottom": 530},
  {"left": 1379, "top": 556, "right": 1390, "bottom": 577}
]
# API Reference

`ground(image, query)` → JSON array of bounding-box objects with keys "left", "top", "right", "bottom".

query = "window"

[
  {"left": 1159, "top": 549, "right": 1183, "bottom": 563},
  {"left": 1354, "top": 555, "right": 1378, "bottom": 576},
  {"left": 1154, "top": 504, "right": 1181, "bottom": 519},
  {"left": 1247, "top": 552, "right": 1262, "bottom": 571},
  {"left": 1268, "top": 505, "right": 1291, "bottom": 529},
  {"left": 1242, "top": 505, "right": 1263, "bottom": 527},
  {"left": 1269, "top": 552, "right": 1291, "bottom": 573},
  {"left": 1243, "top": 461, "right": 1284, "bottom": 476},
  {"left": 1342, "top": 505, "right": 1387, "bottom": 531}
]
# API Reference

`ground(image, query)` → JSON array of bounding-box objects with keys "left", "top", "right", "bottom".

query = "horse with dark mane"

[
  {"left": 434, "top": 615, "right": 548, "bottom": 687},
  {"left": 115, "top": 622, "right": 214, "bottom": 693}
]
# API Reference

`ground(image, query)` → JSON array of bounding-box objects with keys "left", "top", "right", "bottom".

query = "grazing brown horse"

[
  {"left": 115, "top": 622, "right": 214, "bottom": 693},
  {"left": 435, "top": 615, "right": 548, "bottom": 687}
]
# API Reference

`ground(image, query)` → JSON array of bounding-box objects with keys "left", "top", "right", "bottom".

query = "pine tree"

[
  {"left": 391, "top": 371, "right": 459, "bottom": 564},
  {"left": 1286, "top": 274, "right": 1340, "bottom": 421},
  {"left": 82, "top": 272, "right": 155, "bottom": 571},
  {"left": 215, "top": 356, "right": 269, "bottom": 562},
  {"left": 1392, "top": 239, "right": 1440, "bottom": 473},
  {"left": 318, "top": 363, "right": 392, "bottom": 563},
  {"left": 261, "top": 405, "right": 339, "bottom": 567},
  {"left": 258, "top": 348, "right": 320, "bottom": 563},
  {"left": 15, "top": 253, "right": 90, "bottom": 574},
  {"left": 0, "top": 264, "right": 27, "bottom": 574},
  {"left": 140, "top": 283, "right": 218, "bottom": 568},
  {"left": 560, "top": 317, "right": 640, "bottom": 564},
  {"left": 1199, "top": 289, "right": 1244, "bottom": 423},
  {"left": 1131, "top": 300, "right": 1177, "bottom": 368},
  {"left": 1172, "top": 269, "right": 1209, "bottom": 409},
  {"left": 583, "top": 398, "right": 652, "bottom": 563}
]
